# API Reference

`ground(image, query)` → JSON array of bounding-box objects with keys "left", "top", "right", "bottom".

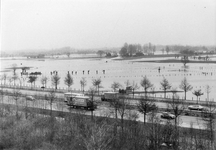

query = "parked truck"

[
  {"left": 101, "top": 92, "right": 119, "bottom": 101},
  {"left": 65, "top": 95, "right": 97, "bottom": 110},
  {"left": 101, "top": 86, "right": 132, "bottom": 101}
]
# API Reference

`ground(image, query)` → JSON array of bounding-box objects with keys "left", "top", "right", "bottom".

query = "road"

[
  {"left": 0, "top": 92, "right": 207, "bottom": 129},
  {"left": 0, "top": 87, "right": 192, "bottom": 109}
]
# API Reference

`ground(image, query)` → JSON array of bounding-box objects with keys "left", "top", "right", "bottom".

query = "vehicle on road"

[
  {"left": 101, "top": 92, "right": 119, "bottom": 101},
  {"left": 188, "top": 105, "right": 204, "bottom": 111},
  {"left": 66, "top": 95, "right": 97, "bottom": 110},
  {"left": 26, "top": 96, "right": 35, "bottom": 100},
  {"left": 161, "top": 112, "right": 175, "bottom": 119},
  {"left": 64, "top": 92, "right": 85, "bottom": 102}
]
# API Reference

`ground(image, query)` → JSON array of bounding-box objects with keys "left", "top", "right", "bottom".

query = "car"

[
  {"left": 161, "top": 112, "right": 175, "bottom": 119},
  {"left": 188, "top": 105, "right": 204, "bottom": 111},
  {"left": 26, "top": 96, "right": 35, "bottom": 101}
]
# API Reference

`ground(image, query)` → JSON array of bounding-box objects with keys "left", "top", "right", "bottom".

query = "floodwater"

[{"left": 1, "top": 55, "right": 216, "bottom": 101}]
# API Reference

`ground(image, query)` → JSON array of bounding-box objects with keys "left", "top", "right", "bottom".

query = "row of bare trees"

[
  {"left": 108, "top": 88, "right": 215, "bottom": 148},
  {"left": 0, "top": 71, "right": 210, "bottom": 102},
  {"left": 109, "top": 76, "right": 204, "bottom": 102},
  {"left": 0, "top": 72, "right": 96, "bottom": 92},
  {"left": 0, "top": 82, "right": 215, "bottom": 149}
]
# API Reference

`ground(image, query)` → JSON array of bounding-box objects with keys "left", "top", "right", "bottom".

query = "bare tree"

[
  {"left": 12, "top": 88, "right": 22, "bottom": 117},
  {"left": 202, "top": 100, "right": 216, "bottom": 145},
  {"left": 11, "top": 63, "right": 17, "bottom": 75},
  {"left": 205, "top": 85, "right": 211, "bottom": 101},
  {"left": 80, "top": 77, "right": 87, "bottom": 93},
  {"left": 66, "top": 52, "right": 71, "bottom": 58},
  {"left": 49, "top": 90, "right": 56, "bottom": 116},
  {"left": 162, "top": 48, "right": 165, "bottom": 54},
  {"left": 131, "top": 81, "right": 139, "bottom": 98},
  {"left": 179, "top": 77, "right": 193, "bottom": 100},
  {"left": 88, "top": 87, "right": 97, "bottom": 120},
  {"left": 117, "top": 96, "right": 130, "bottom": 133},
  {"left": 137, "top": 96, "right": 157, "bottom": 124},
  {"left": 51, "top": 74, "right": 61, "bottom": 90},
  {"left": 160, "top": 77, "right": 172, "bottom": 98},
  {"left": 92, "top": 78, "right": 102, "bottom": 95},
  {"left": 21, "top": 76, "right": 27, "bottom": 86},
  {"left": 0, "top": 88, "right": 4, "bottom": 104},
  {"left": 83, "top": 122, "right": 113, "bottom": 150},
  {"left": 0, "top": 75, "right": 3, "bottom": 85},
  {"left": 28, "top": 75, "right": 37, "bottom": 88},
  {"left": 124, "top": 79, "right": 131, "bottom": 87},
  {"left": 12, "top": 73, "right": 19, "bottom": 86},
  {"left": 181, "top": 55, "right": 189, "bottom": 67},
  {"left": 165, "top": 46, "right": 170, "bottom": 54},
  {"left": 168, "top": 93, "right": 186, "bottom": 127},
  {"left": 109, "top": 93, "right": 120, "bottom": 120},
  {"left": 41, "top": 76, "right": 48, "bottom": 88},
  {"left": 108, "top": 93, "right": 122, "bottom": 136},
  {"left": 152, "top": 45, "right": 156, "bottom": 54},
  {"left": 193, "top": 89, "right": 203, "bottom": 104},
  {"left": 140, "top": 76, "right": 153, "bottom": 97},
  {"left": 148, "top": 110, "right": 163, "bottom": 149},
  {"left": 2, "top": 73, "right": 7, "bottom": 85},
  {"left": 96, "top": 50, "right": 105, "bottom": 57},
  {"left": 111, "top": 81, "right": 122, "bottom": 92},
  {"left": 64, "top": 73, "right": 73, "bottom": 91},
  {"left": 8, "top": 77, "right": 13, "bottom": 86}
]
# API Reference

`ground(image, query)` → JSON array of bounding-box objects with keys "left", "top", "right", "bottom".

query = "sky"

[{"left": 1, "top": 0, "right": 216, "bottom": 51}]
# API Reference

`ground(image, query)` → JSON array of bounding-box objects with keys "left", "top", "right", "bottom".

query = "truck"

[
  {"left": 64, "top": 92, "right": 85, "bottom": 102},
  {"left": 65, "top": 95, "right": 97, "bottom": 110},
  {"left": 101, "top": 92, "right": 119, "bottom": 101}
]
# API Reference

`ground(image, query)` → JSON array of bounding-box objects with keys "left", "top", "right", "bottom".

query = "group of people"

[{"left": 65, "top": 70, "right": 106, "bottom": 75}]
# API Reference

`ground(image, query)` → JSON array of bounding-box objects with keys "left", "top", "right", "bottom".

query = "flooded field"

[{"left": 1, "top": 55, "right": 216, "bottom": 101}]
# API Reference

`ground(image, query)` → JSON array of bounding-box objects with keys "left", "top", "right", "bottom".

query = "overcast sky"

[{"left": 1, "top": 0, "right": 216, "bottom": 51}]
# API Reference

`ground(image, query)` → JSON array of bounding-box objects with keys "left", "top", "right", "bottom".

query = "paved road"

[
  {"left": 0, "top": 87, "right": 192, "bottom": 109},
  {"left": 1, "top": 93, "right": 207, "bottom": 129}
]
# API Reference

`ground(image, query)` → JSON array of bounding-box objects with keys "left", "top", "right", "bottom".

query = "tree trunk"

[
  {"left": 121, "top": 115, "right": 124, "bottom": 134},
  {"left": 175, "top": 117, "right": 177, "bottom": 127},
  {"left": 133, "top": 89, "right": 134, "bottom": 98},
  {"left": 185, "top": 91, "right": 186, "bottom": 100},
  {"left": 144, "top": 89, "right": 147, "bottom": 97},
  {"left": 50, "top": 103, "right": 52, "bottom": 116},
  {"left": 144, "top": 113, "right": 146, "bottom": 124},
  {"left": 16, "top": 99, "right": 18, "bottom": 118},
  {"left": 115, "top": 107, "right": 118, "bottom": 119},
  {"left": 91, "top": 110, "right": 93, "bottom": 120}
]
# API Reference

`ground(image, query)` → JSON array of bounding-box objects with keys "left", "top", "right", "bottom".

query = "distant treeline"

[
  {"left": 1, "top": 44, "right": 215, "bottom": 58},
  {"left": 119, "top": 42, "right": 216, "bottom": 57}
]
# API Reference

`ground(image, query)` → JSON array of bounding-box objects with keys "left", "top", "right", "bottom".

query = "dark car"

[{"left": 26, "top": 96, "right": 35, "bottom": 101}]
